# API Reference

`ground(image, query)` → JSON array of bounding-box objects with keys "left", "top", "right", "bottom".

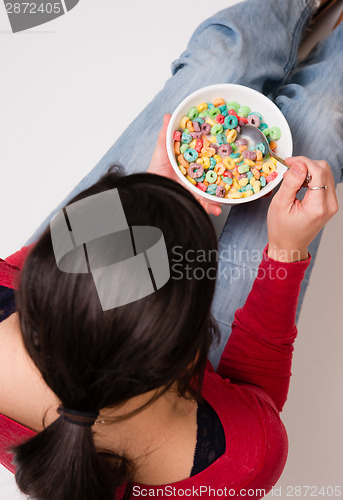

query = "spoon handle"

[
  {"left": 270, "top": 151, "right": 312, "bottom": 185},
  {"left": 270, "top": 151, "right": 288, "bottom": 167}
]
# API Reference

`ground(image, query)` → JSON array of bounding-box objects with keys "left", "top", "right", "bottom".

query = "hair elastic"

[{"left": 57, "top": 406, "right": 99, "bottom": 427}]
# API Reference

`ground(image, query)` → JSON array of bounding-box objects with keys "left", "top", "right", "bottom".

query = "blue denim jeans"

[{"left": 25, "top": 0, "right": 343, "bottom": 369}]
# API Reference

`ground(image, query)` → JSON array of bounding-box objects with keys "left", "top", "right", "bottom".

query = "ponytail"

[
  {"left": 14, "top": 169, "right": 220, "bottom": 499},
  {"left": 12, "top": 416, "right": 133, "bottom": 500}
]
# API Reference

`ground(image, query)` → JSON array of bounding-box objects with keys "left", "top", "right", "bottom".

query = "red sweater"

[{"left": 0, "top": 244, "right": 310, "bottom": 499}]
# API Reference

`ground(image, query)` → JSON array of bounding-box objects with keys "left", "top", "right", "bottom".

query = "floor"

[{"left": 0, "top": 0, "right": 342, "bottom": 498}]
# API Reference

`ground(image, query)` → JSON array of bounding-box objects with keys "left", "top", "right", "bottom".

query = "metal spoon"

[{"left": 240, "top": 124, "right": 312, "bottom": 185}]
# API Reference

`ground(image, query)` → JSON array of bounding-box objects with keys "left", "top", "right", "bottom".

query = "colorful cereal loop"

[
  {"left": 184, "top": 148, "right": 199, "bottom": 163},
  {"left": 197, "top": 102, "right": 208, "bottom": 112},
  {"left": 224, "top": 115, "right": 238, "bottom": 129},
  {"left": 206, "top": 170, "right": 218, "bottom": 184},
  {"left": 187, "top": 107, "right": 199, "bottom": 120}
]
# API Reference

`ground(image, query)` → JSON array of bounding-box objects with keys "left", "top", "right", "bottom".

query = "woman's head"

[{"left": 13, "top": 167, "right": 219, "bottom": 499}]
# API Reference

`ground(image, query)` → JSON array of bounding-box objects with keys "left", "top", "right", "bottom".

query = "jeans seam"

[{"left": 283, "top": 1, "right": 313, "bottom": 79}]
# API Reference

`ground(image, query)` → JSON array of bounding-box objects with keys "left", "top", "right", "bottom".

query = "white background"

[{"left": 1, "top": 0, "right": 343, "bottom": 498}]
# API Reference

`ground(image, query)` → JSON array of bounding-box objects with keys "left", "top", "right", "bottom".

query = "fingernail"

[{"left": 292, "top": 163, "right": 304, "bottom": 177}]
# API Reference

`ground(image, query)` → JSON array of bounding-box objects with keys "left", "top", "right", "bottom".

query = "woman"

[
  {"left": 23, "top": 0, "right": 343, "bottom": 368},
  {"left": 0, "top": 0, "right": 341, "bottom": 498},
  {"left": 0, "top": 156, "right": 338, "bottom": 499}
]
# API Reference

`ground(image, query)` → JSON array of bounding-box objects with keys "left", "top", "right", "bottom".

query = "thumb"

[{"left": 277, "top": 161, "right": 307, "bottom": 206}]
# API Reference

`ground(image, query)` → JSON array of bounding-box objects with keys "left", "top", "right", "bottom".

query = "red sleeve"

[
  {"left": 217, "top": 245, "right": 311, "bottom": 412},
  {"left": 0, "top": 244, "right": 36, "bottom": 289}
]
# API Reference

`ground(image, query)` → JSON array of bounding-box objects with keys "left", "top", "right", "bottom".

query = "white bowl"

[{"left": 166, "top": 84, "right": 293, "bottom": 205}]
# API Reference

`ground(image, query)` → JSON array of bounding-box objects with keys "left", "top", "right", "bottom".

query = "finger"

[
  {"left": 276, "top": 161, "right": 307, "bottom": 207},
  {"left": 151, "top": 114, "right": 172, "bottom": 165},
  {"left": 286, "top": 157, "right": 338, "bottom": 214},
  {"left": 303, "top": 161, "right": 334, "bottom": 209},
  {"left": 198, "top": 198, "right": 221, "bottom": 216},
  {"left": 285, "top": 156, "right": 300, "bottom": 167},
  {"left": 163, "top": 113, "right": 172, "bottom": 129},
  {"left": 286, "top": 155, "right": 334, "bottom": 190},
  {"left": 285, "top": 156, "right": 323, "bottom": 179},
  {"left": 160, "top": 113, "right": 171, "bottom": 144},
  {"left": 285, "top": 156, "right": 313, "bottom": 167},
  {"left": 199, "top": 199, "right": 211, "bottom": 214},
  {"left": 285, "top": 156, "right": 312, "bottom": 185},
  {"left": 157, "top": 113, "right": 171, "bottom": 144},
  {"left": 208, "top": 204, "right": 222, "bottom": 216},
  {"left": 322, "top": 166, "right": 339, "bottom": 214}
]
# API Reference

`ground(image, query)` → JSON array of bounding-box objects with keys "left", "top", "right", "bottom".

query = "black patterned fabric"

[
  {"left": 190, "top": 399, "right": 226, "bottom": 476},
  {"left": 0, "top": 285, "right": 16, "bottom": 323}
]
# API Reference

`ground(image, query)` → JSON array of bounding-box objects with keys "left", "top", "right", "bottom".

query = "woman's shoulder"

[
  {"left": 127, "top": 368, "right": 288, "bottom": 499},
  {"left": 0, "top": 412, "right": 36, "bottom": 474},
  {"left": 0, "top": 244, "right": 35, "bottom": 289},
  {"left": 121, "top": 365, "right": 288, "bottom": 499},
  {"left": 202, "top": 365, "right": 280, "bottom": 416}
]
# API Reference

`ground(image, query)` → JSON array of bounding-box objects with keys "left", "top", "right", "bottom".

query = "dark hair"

[{"left": 13, "top": 166, "right": 220, "bottom": 500}]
